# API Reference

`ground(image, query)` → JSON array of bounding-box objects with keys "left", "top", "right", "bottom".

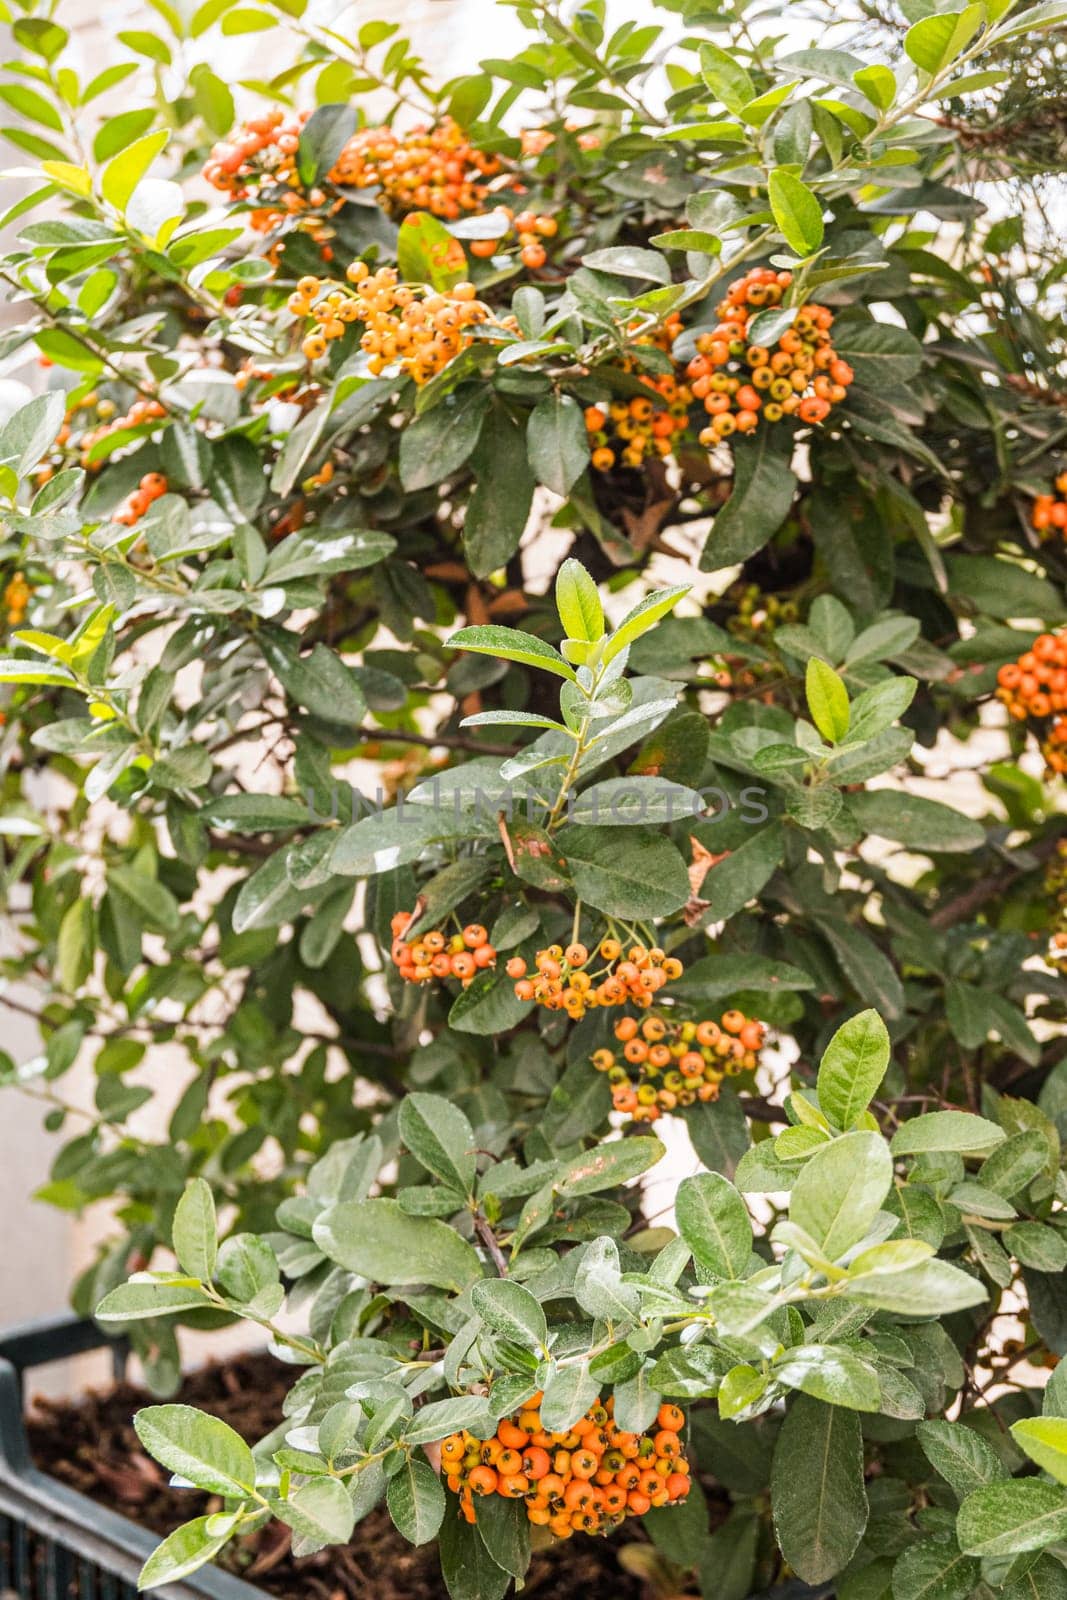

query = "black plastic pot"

[{"left": 0, "top": 1313, "right": 261, "bottom": 1600}]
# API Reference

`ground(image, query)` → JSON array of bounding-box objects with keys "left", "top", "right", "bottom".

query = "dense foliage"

[{"left": 0, "top": 0, "right": 1065, "bottom": 1592}]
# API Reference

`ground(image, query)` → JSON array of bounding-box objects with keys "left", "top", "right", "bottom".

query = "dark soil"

[{"left": 25, "top": 1351, "right": 666, "bottom": 1599}]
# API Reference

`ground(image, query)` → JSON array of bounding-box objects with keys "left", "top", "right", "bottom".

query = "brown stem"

[
  {"left": 930, "top": 827, "right": 1065, "bottom": 929},
  {"left": 473, "top": 1212, "right": 509, "bottom": 1276}
]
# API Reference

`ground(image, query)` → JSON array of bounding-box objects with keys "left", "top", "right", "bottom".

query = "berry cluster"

[
  {"left": 203, "top": 112, "right": 501, "bottom": 231},
  {"left": 687, "top": 268, "right": 854, "bottom": 442},
  {"left": 442, "top": 1397, "right": 690, "bottom": 1538},
  {"left": 726, "top": 582, "right": 800, "bottom": 640},
  {"left": 80, "top": 399, "right": 165, "bottom": 468},
  {"left": 586, "top": 313, "right": 692, "bottom": 472},
  {"left": 471, "top": 207, "right": 558, "bottom": 270},
  {"left": 1031, "top": 474, "right": 1067, "bottom": 542},
  {"left": 202, "top": 110, "right": 303, "bottom": 205},
  {"left": 325, "top": 117, "right": 501, "bottom": 221},
  {"left": 390, "top": 912, "right": 497, "bottom": 986},
  {"left": 4, "top": 573, "right": 30, "bottom": 626},
  {"left": 113, "top": 472, "right": 168, "bottom": 527},
  {"left": 506, "top": 940, "right": 683, "bottom": 1019},
  {"left": 291, "top": 266, "right": 500, "bottom": 384},
  {"left": 592, "top": 1009, "right": 766, "bottom": 1122},
  {"left": 996, "top": 632, "right": 1067, "bottom": 775}
]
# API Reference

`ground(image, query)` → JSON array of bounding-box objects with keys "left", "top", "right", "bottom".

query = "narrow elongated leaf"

[
  {"left": 387, "top": 1456, "right": 445, "bottom": 1545},
  {"left": 768, "top": 169, "right": 824, "bottom": 255},
  {"left": 527, "top": 394, "right": 589, "bottom": 497},
  {"left": 816, "top": 1009, "right": 890, "bottom": 1131},
  {"left": 772, "top": 1396, "right": 868, "bottom": 1582},
  {"left": 675, "top": 1172, "right": 752, "bottom": 1278},
  {"left": 447, "top": 625, "right": 575, "bottom": 681},
  {"left": 171, "top": 1178, "right": 217, "bottom": 1282},
  {"left": 138, "top": 1514, "right": 241, "bottom": 1590}
]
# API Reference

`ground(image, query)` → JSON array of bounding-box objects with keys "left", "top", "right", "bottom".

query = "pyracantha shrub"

[{"left": 0, "top": 0, "right": 1064, "bottom": 1594}]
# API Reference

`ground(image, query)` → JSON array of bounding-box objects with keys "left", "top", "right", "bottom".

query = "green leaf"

[
  {"left": 905, "top": 7, "right": 983, "bottom": 74},
  {"left": 891, "top": 1541, "right": 979, "bottom": 1600},
  {"left": 398, "top": 1093, "right": 477, "bottom": 1195},
  {"left": 582, "top": 245, "right": 670, "bottom": 282},
  {"left": 847, "top": 792, "right": 983, "bottom": 853},
  {"left": 773, "top": 1344, "right": 881, "bottom": 1411},
  {"left": 313, "top": 1199, "right": 482, "bottom": 1292},
  {"left": 134, "top": 1405, "right": 255, "bottom": 1497},
  {"left": 256, "top": 640, "right": 357, "bottom": 726},
  {"left": 557, "top": 825, "right": 690, "bottom": 919},
  {"left": 915, "top": 1419, "right": 1007, "bottom": 1498},
  {"left": 1001, "top": 1556, "right": 1067, "bottom": 1600},
  {"left": 833, "top": 322, "right": 925, "bottom": 388},
  {"left": 263, "top": 528, "right": 396, "bottom": 584},
  {"left": 472, "top": 1279, "right": 549, "bottom": 1351},
  {"left": 462, "top": 401, "right": 535, "bottom": 578},
  {"left": 171, "top": 1178, "right": 217, "bottom": 1282},
  {"left": 789, "top": 1131, "right": 892, "bottom": 1261},
  {"left": 275, "top": 1477, "right": 355, "bottom": 1546},
  {"left": 200, "top": 794, "right": 313, "bottom": 832},
  {"left": 438, "top": 1501, "right": 510, "bottom": 1600},
  {"left": 101, "top": 129, "right": 169, "bottom": 211},
  {"left": 1005, "top": 1223, "right": 1067, "bottom": 1273},
  {"left": 771, "top": 1396, "right": 868, "bottom": 1582},
  {"left": 296, "top": 103, "right": 358, "bottom": 186},
  {"left": 215, "top": 1235, "right": 280, "bottom": 1305},
  {"left": 95, "top": 1279, "right": 217, "bottom": 1322},
  {"left": 397, "top": 210, "right": 467, "bottom": 290},
  {"left": 853, "top": 63, "right": 896, "bottom": 109},
  {"left": 447, "top": 625, "right": 576, "bottom": 681},
  {"left": 891, "top": 1112, "right": 1005, "bottom": 1158},
  {"left": 699, "top": 42, "right": 754, "bottom": 113},
  {"left": 719, "top": 1363, "right": 768, "bottom": 1419},
  {"left": 806, "top": 657, "right": 850, "bottom": 743},
  {"left": 527, "top": 394, "right": 589, "bottom": 498},
  {"left": 105, "top": 867, "right": 181, "bottom": 936},
  {"left": 403, "top": 1396, "right": 492, "bottom": 1446},
  {"left": 387, "top": 1456, "right": 445, "bottom": 1545},
  {"left": 398, "top": 385, "right": 488, "bottom": 491},
  {"left": 701, "top": 432, "right": 797, "bottom": 570},
  {"left": 845, "top": 1258, "right": 986, "bottom": 1316},
  {"left": 957, "top": 1481, "right": 1067, "bottom": 1558},
  {"left": 573, "top": 1237, "right": 641, "bottom": 1322},
  {"left": 843, "top": 677, "right": 917, "bottom": 744},
  {"left": 472, "top": 1493, "right": 530, "bottom": 1580},
  {"left": 768, "top": 169, "right": 825, "bottom": 256},
  {"left": 603, "top": 584, "right": 690, "bottom": 663},
  {"left": 1011, "top": 1418, "right": 1067, "bottom": 1485},
  {"left": 0, "top": 391, "right": 66, "bottom": 477},
  {"left": 540, "top": 1362, "right": 601, "bottom": 1433},
  {"left": 816, "top": 1009, "right": 890, "bottom": 1131},
  {"left": 557, "top": 1136, "right": 665, "bottom": 1197},
  {"left": 138, "top": 1514, "right": 241, "bottom": 1590},
  {"left": 569, "top": 777, "right": 703, "bottom": 827},
  {"left": 980, "top": 1132, "right": 1051, "bottom": 1198},
  {"left": 449, "top": 969, "right": 532, "bottom": 1036},
  {"left": 675, "top": 1172, "right": 752, "bottom": 1278},
  {"left": 556, "top": 558, "right": 604, "bottom": 644}
]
